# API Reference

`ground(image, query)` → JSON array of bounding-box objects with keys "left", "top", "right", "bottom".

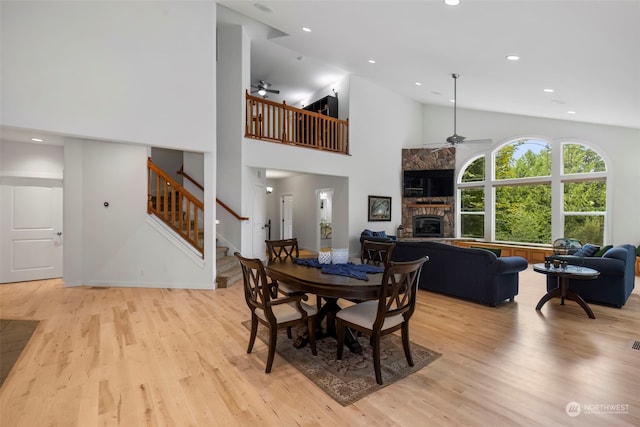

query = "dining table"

[{"left": 265, "top": 258, "right": 385, "bottom": 353}]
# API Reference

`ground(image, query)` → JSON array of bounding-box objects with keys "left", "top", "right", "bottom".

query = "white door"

[
  {"left": 281, "top": 195, "right": 293, "bottom": 239},
  {"left": 0, "top": 184, "right": 63, "bottom": 283},
  {"left": 252, "top": 184, "right": 266, "bottom": 259}
]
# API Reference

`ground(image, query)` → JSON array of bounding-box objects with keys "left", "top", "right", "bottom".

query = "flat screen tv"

[{"left": 403, "top": 169, "right": 454, "bottom": 197}]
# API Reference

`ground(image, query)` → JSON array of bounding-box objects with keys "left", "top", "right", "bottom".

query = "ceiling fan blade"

[{"left": 266, "top": 88, "right": 280, "bottom": 94}]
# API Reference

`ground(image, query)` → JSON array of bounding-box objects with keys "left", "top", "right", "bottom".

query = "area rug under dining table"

[{"left": 242, "top": 321, "right": 441, "bottom": 406}]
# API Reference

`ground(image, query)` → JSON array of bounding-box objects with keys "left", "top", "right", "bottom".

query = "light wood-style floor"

[{"left": 1, "top": 268, "right": 639, "bottom": 426}]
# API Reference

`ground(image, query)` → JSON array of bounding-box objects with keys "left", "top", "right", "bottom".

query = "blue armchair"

[
  {"left": 546, "top": 244, "right": 636, "bottom": 308},
  {"left": 360, "top": 229, "right": 398, "bottom": 245}
]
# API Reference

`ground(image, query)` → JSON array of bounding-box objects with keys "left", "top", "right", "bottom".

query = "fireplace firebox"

[{"left": 413, "top": 215, "right": 443, "bottom": 238}]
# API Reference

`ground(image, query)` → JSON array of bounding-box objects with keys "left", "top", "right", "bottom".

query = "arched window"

[{"left": 458, "top": 139, "right": 608, "bottom": 245}]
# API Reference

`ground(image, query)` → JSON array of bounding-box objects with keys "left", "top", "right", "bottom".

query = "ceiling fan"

[
  {"left": 422, "top": 73, "right": 491, "bottom": 150},
  {"left": 251, "top": 80, "right": 280, "bottom": 97},
  {"left": 446, "top": 73, "right": 466, "bottom": 145}
]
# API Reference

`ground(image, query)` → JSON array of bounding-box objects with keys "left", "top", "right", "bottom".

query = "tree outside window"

[
  {"left": 458, "top": 139, "right": 607, "bottom": 246},
  {"left": 460, "top": 157, "right": 485, "bottom": 238}
]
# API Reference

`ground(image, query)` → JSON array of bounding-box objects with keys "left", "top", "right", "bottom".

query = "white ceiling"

[
  {"left": 220, "top": 0, "right": 640, "bottom": 130},
  {"left": 3, "top": 1, "right": 637, "bottom": 148}
]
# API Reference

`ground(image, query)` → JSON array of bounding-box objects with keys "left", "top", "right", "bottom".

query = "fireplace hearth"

[{"left": 413, "top": 215, "right": 443, "bottom": 238}]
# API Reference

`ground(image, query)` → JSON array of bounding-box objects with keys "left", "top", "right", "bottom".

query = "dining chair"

[
  {"left": 361, "top": 240, "right": 396, "bottom": 266},
  {"left": 234, "top": 252, "right": 318, "bottom": 373},
  {"left": 335, "top": 256, "right": 428, "bottom": 385},
  {"left": 265, "top": 238, "right": 302, "bottom": 297},
  {"left": 265, "top": 237, "right": 319, "bottom": 337}
]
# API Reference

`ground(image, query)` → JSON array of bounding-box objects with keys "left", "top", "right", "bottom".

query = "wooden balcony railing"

[
  {"left": 148, "top": 158, "right": 204, "bottom": 257},
  {"left": 245, "top": 91, "right": 349, "bottom": 155}
]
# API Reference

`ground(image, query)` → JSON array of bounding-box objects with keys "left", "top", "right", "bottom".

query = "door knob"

[{"left": 57, "top": 232, "right": 62, "bottom": 236}]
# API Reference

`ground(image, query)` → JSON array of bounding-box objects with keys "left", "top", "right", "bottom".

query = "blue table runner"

[{"left": 294, "top": 258, "right": 384, "bottom": 281}]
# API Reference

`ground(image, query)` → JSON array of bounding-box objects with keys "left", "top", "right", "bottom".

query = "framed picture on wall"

[{"left": 368, "top": 196, "right": 391, "bottom": 221}]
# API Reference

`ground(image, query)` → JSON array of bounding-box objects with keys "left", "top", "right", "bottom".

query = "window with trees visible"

[
  {"left": 458, "top": 139, "right": 607, "bottom": 245},
  {"left": 494, "top": 140, "right": 552, "bottom": 244},
  {"left": 562, "top": 143, "right": 607, "bottom": 245},
  {"left": 460, "top": 157, "right": 484, "bottom": 238}
]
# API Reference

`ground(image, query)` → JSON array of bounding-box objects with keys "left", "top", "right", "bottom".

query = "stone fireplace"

[
  {"left": 413, "top": 215, "right": 443, "bottom": 238},
  {"left": 401, "top": 148, "right": 456, "bottom": 238}
]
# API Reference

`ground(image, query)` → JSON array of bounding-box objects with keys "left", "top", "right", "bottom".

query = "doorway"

[
  {"left": 317, "top": 188, "right": 333, "bottom": 250},
  {"left": 280, "top": 194, "right": 293, "bottom": 239}
]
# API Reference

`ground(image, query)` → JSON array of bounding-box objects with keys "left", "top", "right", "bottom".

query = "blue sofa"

[
  {"left": 546, "top": 244, "right": 636, "bottom": 308},
  {"left": 392, "top": 241, "right": 528, "bottom": 306}
]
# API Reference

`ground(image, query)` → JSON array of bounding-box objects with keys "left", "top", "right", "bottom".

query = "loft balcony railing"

[{"left": 245, "top": 91, "right": 349, "bottom": 155}]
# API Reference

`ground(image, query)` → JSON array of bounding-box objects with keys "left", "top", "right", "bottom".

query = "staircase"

[{"left": 216, "top": 246, "right": 242, "bottom": 288}]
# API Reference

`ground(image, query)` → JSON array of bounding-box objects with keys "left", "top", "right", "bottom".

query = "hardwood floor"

[{"left": 1, "top": 268, "right": 638, "bottom": 426}]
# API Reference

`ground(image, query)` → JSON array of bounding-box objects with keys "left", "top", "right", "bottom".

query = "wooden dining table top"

[{"left": 265, "top": 259, "right": 384, "bottom": 300}]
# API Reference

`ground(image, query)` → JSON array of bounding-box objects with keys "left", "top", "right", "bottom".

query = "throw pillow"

[
  {"left": 574, "top": 243, "right": 600, "bottom": 257},
  {"left": 594, "top": 245, "right": 613, "bottom": 257},
  {"left": 361, "top": 229, "right": 373, "bottom": 237},
  {"left": 372, "top": 230, "right": 387, "bottom": 238}
]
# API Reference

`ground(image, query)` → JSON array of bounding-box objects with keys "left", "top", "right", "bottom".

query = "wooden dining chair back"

[
  {"left": 265, "top": 238, "right": 306, "bottom": 301},
  {"left": 266, "top": 238, "right": 299, "bottom": 262},
  {"left": 361, "top": 240, "right": 396, "bottom": 266},
  {"left": 336, "top": 256, "right": 428, "bottom": 384},
  {"left": 234, "top": 252, "right": 317, "bottom": 373}
]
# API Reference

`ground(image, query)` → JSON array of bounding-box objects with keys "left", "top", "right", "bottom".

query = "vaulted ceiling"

[{"left": 219, "top": 1, "right": 640, "bottom": 130}]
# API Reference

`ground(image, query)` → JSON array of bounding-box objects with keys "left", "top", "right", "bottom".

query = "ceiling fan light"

[{"left": 258, "top": 89, "right": 267, "bottom": 96}]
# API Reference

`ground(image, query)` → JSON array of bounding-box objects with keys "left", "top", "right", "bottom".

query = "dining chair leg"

[
  {"left": 372, "top": 333, "right": 383, "bottom": 385},
  {"left": 307, "top": 317, "right": 317, "bottom": 356},
  {"left": 401, "top": 323, "right": 414, "bottom": 367},
  {"left": 336, "top": 319, "right": 345, "bottom": 360},
  {"left": 247, "top": 315, "right": 258, "bottom": 353},
  {"left": 287, "top": 327, "right": 292, "bottom": 339},
  {"left": 265, "top": 325, "right": 278, "bottom": 373}
]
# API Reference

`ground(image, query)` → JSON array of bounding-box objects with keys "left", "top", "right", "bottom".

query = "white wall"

[
  {"left": 63, "top": 139, "right": 213, "bottom": 289},
  {"left": 217, "top": 24, "right": 250, "bottom": 254},
  {"left": 0, "top": 141, "right": 64, "bottom": 180},
  {"left": 265, "top": 174, "right": 348, "bottom": 251},
  {"left": 1, "top": 1, "right": 216, "bottom": 152},
  {"left": 423, "top": 104, "right": 640, "bottom": 245},
  {"left": 2, "top": 1, "right": 217, "bottom": 289}
]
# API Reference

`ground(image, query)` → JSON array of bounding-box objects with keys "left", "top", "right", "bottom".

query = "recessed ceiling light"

[
  {"left": 302, "top": 27, "right": 311, "bottom": 32},
  {"left": 368, "top": 59, "right": 376, "bottom": 64},
  {"left": 31, "top": 138, "right": 44, "bottom": 142},
  {"left": 543, "top": 88, "right": 555, "bottom": 93},
  {"left": 567, "top": 110, "right": 576, "bottom": 114},
  {"left": 506, "top": 55, "right": 520, "bottom": 61},
  {"left": 444, "top": 0, "right": 460, "bottom": 5},
  {"left": 415, "top": 82, "right": 422, "bottom": 86},
  {"left": 449, "top": 99, "right": 456, "bottom": 103}
]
